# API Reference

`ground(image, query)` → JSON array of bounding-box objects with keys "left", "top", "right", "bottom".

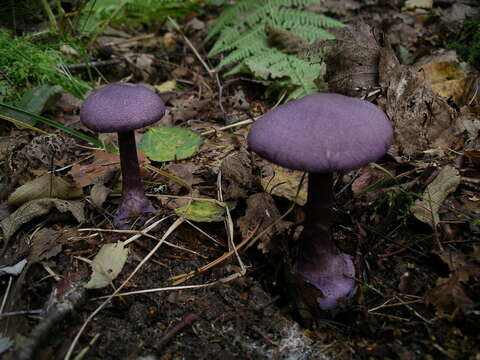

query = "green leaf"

[
  {"left": 139, "top": 126, "right": 202, "bottom": 162},
  {"left": 0, "top": 85, "right": 62, "bottom": 127},
  {"left": 175, "top": 200, "right": 225, "bottom": 222}
]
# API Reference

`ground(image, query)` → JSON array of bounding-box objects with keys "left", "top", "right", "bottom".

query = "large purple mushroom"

[
  {"left": 80, "top": 83, "right": 165, "bottom": 229},
  {"left": 248, "top": 93, "right": 393, "bottom": 311}
]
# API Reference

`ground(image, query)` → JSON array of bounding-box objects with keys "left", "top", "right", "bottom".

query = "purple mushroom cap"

[
  {"left": 80, "top": 82, "right": 165, "bottom": 133},
  {"left": 248, "top": 93, "right": 393, "bottom": 173}
]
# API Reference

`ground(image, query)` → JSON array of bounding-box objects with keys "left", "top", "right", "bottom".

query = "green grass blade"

[{"left": 0, "top": 102, "right": 106, "bottom": 150}]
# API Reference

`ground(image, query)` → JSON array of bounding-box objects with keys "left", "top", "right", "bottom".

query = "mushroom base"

[
  {"left": 293, "top": 252, "right": 356, "bottom": 311},
  {"left": 113, "top": 191, "right": 155, "bottom": 229}
]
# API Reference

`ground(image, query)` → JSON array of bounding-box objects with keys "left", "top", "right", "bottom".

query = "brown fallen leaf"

[
  {"left": 319, "top": 22, "right": 381, "bottom": 97},
  {"left": 7, "top": 174, "right": 83, "bottom": 207},
  {"left": 237, "top": 193, "right": 291, "bottom": 254},
  {"left": 261, "top": 164, "right": 307, "bottom": 206},
  {"left": 29, "top": 228, "right": 63, "bottom": 263},
  {"left": 415, "top": 51, "right": 469, "bottom": 104},
  {"left": 220, "top": 150, "right": 253, "bottom": 200},
  {"left": 351, "top": 164, "right": 395, "bottom": 199},
  {"left": 90, "top": 183, "right": 112, "bottom": 208},
  {"left": 380, "top": 48, "right": 462, "bottom": 157},
  {"left": 0, "top": 198, "right": 85, "bottom": 241},
  {"left": 425, "top": 270, "right": 474, "bottom": 318},
  {"left": 411, "top": 165, "right": 461, "bottom": 228},
  {"left": 69, "top": 150, "right": 149, "bottom": 187}
]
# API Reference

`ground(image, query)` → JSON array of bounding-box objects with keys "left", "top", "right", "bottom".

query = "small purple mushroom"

[
  {"left": 248, "top": 93, "right": 393, "bottom": 311},
  {"left": 80, "top": 83, "right": 165, "bottom": 229}
]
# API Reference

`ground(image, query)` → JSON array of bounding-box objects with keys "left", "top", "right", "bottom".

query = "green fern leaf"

[
  {"left": 207, "top": 0, "right": 343, "bottom": 99},
  {"left": 205, "top": 0, "right": 258, "bottom": 41},
  {"left": 209, "top": 24, "right": 264, "bottom": 56}
]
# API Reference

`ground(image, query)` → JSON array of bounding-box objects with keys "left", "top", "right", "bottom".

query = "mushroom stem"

[
  {"left": 294, "top": 172, "right": 356, "bottom": 310},
  {"left": 302, "top": 172, "right": 337, "bottom": 256},
  {"left": 118, "top": 131, "right": 144, "bottom": 194},
  {"left": 114, "top": 131, "right": 155, "bottom": 229}
]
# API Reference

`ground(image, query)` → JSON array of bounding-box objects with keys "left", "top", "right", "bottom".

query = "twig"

[
  {"left": 0, "top": 309, "right": 43, "bottom": 318},
  {"left": 393, "top": 295, "right": 432, "bottom": 324},
  {"left": 169, "top": 223, "right": 260, "bottom": 285},
  {"left": 168, "top": 17, "right": 213, "bottom": 79},
  {"left": 185, "top": 219, "right": 225, "bottom": 247},
  {"left": 0, "top": 276, "right": 12, "bottom": 314},
  {"left": 368, "top": 312, "right": 411, "bottom": 322},
  {"left": 156, "top": 312, "right": 198, "bottom": 351},
  {"left": 78, "top": 228, "right": 206, "bottom": 259},
  {"left": 72, "top": 333, "right": 100, "bottom": 360},
  {"left": 66, "top": 59, "right": 124, "bottom": 70},
  {"left": 91, "top": 277, "right": 238, "bottom": 300},
  {"left": 200, "top": 119, "right": 254, "bottom": 136},
  {"left": 104, "top": 33, "right": 155, "bottom": 47}
]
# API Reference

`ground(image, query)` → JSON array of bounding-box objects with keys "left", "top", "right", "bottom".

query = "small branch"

[
  {"left": 66, "top": 59, "right": 124, "bottom": 70},
  {"left": 156, "top": 312, "right": 198, "bottom": 352}
]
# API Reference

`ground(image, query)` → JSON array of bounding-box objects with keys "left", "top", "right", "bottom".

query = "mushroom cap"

[
  {"left": 248, "top": 93, "right": 393, "bottom": 172},
  {"left": 80, "top": 83, "right": 165, "bottom": 132}
]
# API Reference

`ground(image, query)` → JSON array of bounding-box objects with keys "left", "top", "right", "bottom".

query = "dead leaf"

[
  {"left": 69, "top": 150, "right": 120, "bottom": 187},
  {"left": 0, "top": 203, "right": 10, "bottom": 222},
  {"left": 436, "top": 249, "right": 480, "bottom": 279},
  {"left": 0, "top": 259, "right": 27, "bottom": 276},
  {"left": 20, "top": 134, "right": 76, "bottom": 169},
  {"left": 155, "top": 80, "right": 177, "bottom": 92},
  {"left": 29, "top": 228, "right": 63, "bottom": 263},
  {"left": 351, "top": 164, "right": 394, "bottom": 198},
  {"left": 90, "top": 183, "right": 111, "bottom": 208},
  {"left": 84, "top": 241, "right": 129, "bottom": 289},
  {"left": 404, "top": 0, "right": 433, "bottom": 10},
  {"left": 379, "top": 47, "right": 462, "bottom": 157},
  {"left": 220, "top": 150, "right": 253, "bottom": 199},
  {"left": 415, "top": 51, "right": 469, "bottom": 104},
  {"left": 411, "top": 165, "right": 460, "bottom": 227},
  {"left": 0, "top": 198, "right": 85, "bottom": 241},
  {"left": 425, "top": 271, "right": 474, "bottom": 318},
  {"left": 60, "top": 44, "right": 79, "bottom": 57},
  {"left": 134, "top": 53, "right": 155, "bottom": 81},
  {"left": 237, "top": 193, "right": 291, "bottom": 254},
  {"left": 7, "top": 173, "right": 83, "bottom": 206},
  {"left": 318, "top": 22, "right": 382, "bottom": 97},
  {"left": 261, "top": 164, "right": 307, "bottom": 206}
]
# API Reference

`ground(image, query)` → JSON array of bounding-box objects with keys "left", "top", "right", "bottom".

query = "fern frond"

[
  {"left": 270, "top": 0, "right": 319, "bottom": 7},
  {"left": 219, "top": 38, "right": 265, "bottom": 67},
  {"left": 205, "top": 0, "right": 258, "bottom": 41},
  {"left": 245, "top": 48, "right": 291, "bottom": 79},
  {"left": 275, "top": 8, "right": 344, "bottom": 30},
  {"left": 290, "top": 25, "right": 336, "bottom": 42},
  {"left": 207, "top": 0, "right": 342, "bottom": 99},
  {"left": 209, "top": 24, "right": 264, "bottom": 56}
]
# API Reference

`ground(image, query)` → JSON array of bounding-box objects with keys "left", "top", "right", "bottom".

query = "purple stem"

[
  {"left": 297, "top": 173, "right": 337, "bottom": 268},
  {"left": 294, "top": 172, "right": 356, "bottom": 311},
  {"left": 113, "top": 131, "right": 155, "bottom": 229}
]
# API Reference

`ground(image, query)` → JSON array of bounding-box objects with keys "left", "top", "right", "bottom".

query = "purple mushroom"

[
  {"left": 248, "top": 93, "right": 393, "bottom": 311},
  {"left": 80, "top": 83, "right": 165, "bottom": 229}
]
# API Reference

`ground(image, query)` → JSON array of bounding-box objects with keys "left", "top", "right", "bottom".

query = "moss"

[
  {"left": 450, "top": 10, "right": 480, "bottom": 69},
  {"left": 0, "top": 32, "right": 91, "bottom": 103}
]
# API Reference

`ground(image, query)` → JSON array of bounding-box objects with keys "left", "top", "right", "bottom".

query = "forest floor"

[{"left": 1, "top": 0, "right": 480, "bottom": 359}]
